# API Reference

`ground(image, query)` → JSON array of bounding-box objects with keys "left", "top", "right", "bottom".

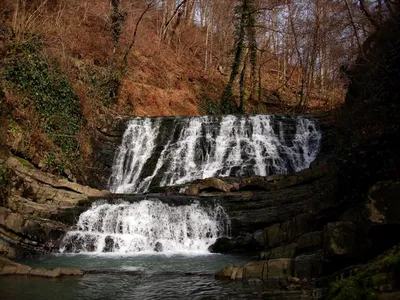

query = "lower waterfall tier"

[{"left": 60, "top": 200, "right": 230, "bottom": 254}]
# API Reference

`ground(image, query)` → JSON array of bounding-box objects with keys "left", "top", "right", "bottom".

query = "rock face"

[
  {"left": 0, "top": 257, "right": 83, "bottom": 277},
  {"left": 366, "top": 181, "right": 400, "bottom": 225},
  {"left": 323, "top": 222, "right": 361, "bottom": 259},
  {"left": 217, "top": 259, "right": 294, "bottom": 283},
  {"left": 0, "top": 155, "right": 107, "bottom": 258}
]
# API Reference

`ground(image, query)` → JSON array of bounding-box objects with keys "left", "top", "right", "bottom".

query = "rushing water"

[
  {"left": 0, "top": 115, "right": 324, "bottom": 299},
  {"left": 110, "top": 115, "right": 321, "bottom": 193},
  {"left": 60, "top": 200, "right": 230, "bottom": 254}
]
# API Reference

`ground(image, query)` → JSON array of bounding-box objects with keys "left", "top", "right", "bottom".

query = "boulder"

[
  {"left": 217, "top": 259, "right": 295, "bottom": 282},
  {"left": 264, "top": 258, "right": 293, "bottom": 280},
  {"left": 293, "top": 251, "right": 323, "bottom": 279},
  {"left": 0, "top": 257, "right": 83, "bottom": 277},
  {"left": 234, "top": 267, "right": 244, "bottom": 280},
  {"left": 230, "top": 266, "right": 241, "bottom": 280},
  {"left": 323, "top": 221, "right": 367, "bottom": 260},
  {"left": 243, "top": 261, "right": 265, "bottom": 279},
  {"left": 296, "top": 231, "right": 323, "bottom": 254},
  {"left": 264, "top": 214, "right": 313, "bottom": 249},
  {"left": 253, "top": 229, "right": 267, "bottom": 247},
  {"left": 208, "top": 237, "right": 234, "bottom": 253},
  {"left": 366, "top": 181, "right": 400, "bottom": 224},
  {"left": 186, "top": 184, "right": 200, "bottom": 195},
  {"left": 261, "top": 244, "right": 298, "bottom": 260},
  {"left": 58, "top": 267, "right": 83, "bottom": 276},
  {"left": 29, "top": 268, "right": 61, "bottom": 278},
  {"left": 199, "top": 178, "right": 232, "bottom": 193},
  {"left": 240, "top": 177, "right": 272, "bottom": 191},
  {"left": 154, "top": 241, "right": 163, "bottom": 252},
  {"left": 215, "top": 264, "right": 239, "bottom": 279},
  {"left": 103, "top": 236, "right": 114, "bottom": 252}
]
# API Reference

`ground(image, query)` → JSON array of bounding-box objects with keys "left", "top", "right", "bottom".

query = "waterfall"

[
  {"left": 110, "top": 115, "right": 321, "bottom": 193},
  {"left": 60, "top": 200, "right": 230, "bottom": 254}
]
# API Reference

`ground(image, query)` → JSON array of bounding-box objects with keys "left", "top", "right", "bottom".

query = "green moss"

[
  {"left": 2, "top": 38, "right": 83, "bottom": 155},
  {"left": 0, "top": 164, "right": 10, "bottom": 205},
  {"left": 200, "top": 97, "right": 221, "bottom": 115},
  {"left": 326, "top": 247, "right": 400, "bottom": 299},
  {"left": 16, "top": 157, "right": 33, "bottom": 168}
]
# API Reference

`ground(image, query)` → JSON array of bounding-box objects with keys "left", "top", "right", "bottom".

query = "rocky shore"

[
  {"left": 0, "top": 155, "right": 108, "bottom": 259},
  {"left": 0, "top": 257, "right": 82, "bottom": 277}
]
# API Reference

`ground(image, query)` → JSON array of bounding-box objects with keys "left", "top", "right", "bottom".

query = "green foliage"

[
  {"left": 109, "top": 0, "right": 127, "bottom": 48},
  {"left": 201, "top": 97, "right": 221, "bottom": 115},
  {"left": 2, "top": 38, "right": 83, "bottom": 155},
  {"left": 0, "top": 164, "right": 9, "bottom": 184},
  {"left": 83, "top": 65, "right": 121, "bottom": 106},
  {"left": 326, "top": 247, "right": 400, "bottom": 300},
  {"left": 221, "top": 86, "right": 239, "bottom": 114}
]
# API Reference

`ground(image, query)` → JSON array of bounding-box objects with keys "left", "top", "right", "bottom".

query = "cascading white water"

[
  {"left": 110, "top": 115, "right": 321, "bottom": 194},
  {"left": 60, "top": 200, "right": 230, "bottom": 254}
]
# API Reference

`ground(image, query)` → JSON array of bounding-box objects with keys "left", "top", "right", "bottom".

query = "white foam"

[
  {"left": 110, "top": 115, "right": 321, "bottom": 194},
  {"left": 60, "top": 200, "right": 230, "bottom": 255}
]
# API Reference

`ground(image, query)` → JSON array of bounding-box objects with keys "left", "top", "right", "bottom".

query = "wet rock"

[
  {"left": 366, "top": 181, "right": 400, "bottom": 224},
  {"left": 243, "top": 261, "right": 265, "bottom": 279},
  {"left": 61, "top": 234, "right": 96, "bottom": 253},
  {"left": 186, "top": 184, "right": 200, "bottom": 196},
  {"left": 103, "top": 236, "right": 114, "bottom": 252},
  {"left": 288, "top": 276, "right": 301, "bottom": 284},
  {"left": 58, "top": 267, "right": 83, "bottom": 276},
  {"left": 253, "top": 229, "right": 267, "bottom": 247},
  {"left": 323, "top": 221, "right": 367, "bottom": 260},
  {"left": 264, "top": 258, "right": 293, "bottom": 280},
  {"left": 240, "top": 177, "right": 272, "bottom": 191},
  {"left": 233, "top": 267, "right": 244, "bottom": 280},
  {"left": 0, "top": 155, "right": 110, "bottom": 258},
  {"left": 208, "top": 237, "right": 234, "bottom": 253},
  {"left": 5, "top": 156, "right": 108, "bottom": 197},
  {"left": 199, "top": 178, "right": 232, "bottom": 193},
  {"left": 0, "top": 257, "right": 83, "bottom": 277},
  {"left": 296, "top": 231, "right": 323, "bottom": 254},
  {"left": 264, "top": 214, "right": 313, "bottom": 249},
  {"left": 378, "top": 291, "right": 400, "bottom": 300},
  {"left": 286, "top": 283, "right": 301, "bottom": 291},
  {"left": 154, "top": 241, "right": 163, "bottom": 252},
  {"left": 293, "top": 251, "right": 322, "bottom": 279},
  {"left": 261, "top": 244, "right": 298, "bottom": 260},
  {"left": 29, "top": 268, "right": 62, "bottom": 278},
  {"left": 215, "top": 264, "right": 239, "bottom": 279}
]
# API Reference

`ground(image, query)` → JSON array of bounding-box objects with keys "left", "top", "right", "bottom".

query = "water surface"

[{"left": 0, "top": 253, "right": 276, "bottom": 300}]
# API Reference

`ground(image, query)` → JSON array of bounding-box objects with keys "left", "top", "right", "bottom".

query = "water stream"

[
  {"left": 0, "top": 114, "right": 322, "bottom": 299},
  {"left": 60, "top": 200, "right": 230, "bottom": 255},
  {"left": 110, "top": 115, "right": 321, "bottom": 193}
]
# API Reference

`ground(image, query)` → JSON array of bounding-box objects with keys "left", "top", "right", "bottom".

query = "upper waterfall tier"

[{"left": 110, "top": 115, "right": 321, "bottom": 194}]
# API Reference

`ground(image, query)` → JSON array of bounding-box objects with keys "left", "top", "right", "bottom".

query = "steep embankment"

[
  {"left": 214, "top": 14, "right": 400, "bottom": 298},
  {"left": 0, "top": 0, "right": 344, "bottom": 185}
]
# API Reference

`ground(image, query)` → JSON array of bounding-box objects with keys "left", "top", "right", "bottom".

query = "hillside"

[{"left": 0, "top": 0, "right": 348, "bottom": 181}]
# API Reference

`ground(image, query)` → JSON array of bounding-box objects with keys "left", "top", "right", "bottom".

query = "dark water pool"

[{"left": 0, "top": 253, "right": 286, "bottom": 300}]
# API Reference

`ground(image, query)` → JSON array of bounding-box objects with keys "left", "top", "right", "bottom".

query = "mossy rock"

[{"left": 326, "top": 246, "right": 400, "bottom": 299}]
